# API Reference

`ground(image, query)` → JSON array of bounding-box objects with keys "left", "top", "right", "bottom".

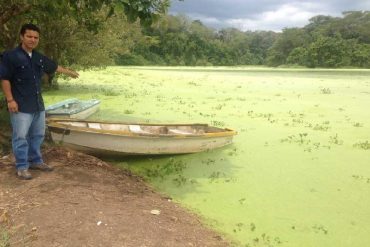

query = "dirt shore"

[{"left": 0, "top": 147, "right": 231, "bottom": 247}]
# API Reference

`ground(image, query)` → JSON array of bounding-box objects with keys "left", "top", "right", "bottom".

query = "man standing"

[{"left": 0, "top": 23, "right": 79, "bottom": 180}]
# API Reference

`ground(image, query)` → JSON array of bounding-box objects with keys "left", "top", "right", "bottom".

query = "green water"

[{"left": 45, "top": 67, "right": 370, "bottom": 247}]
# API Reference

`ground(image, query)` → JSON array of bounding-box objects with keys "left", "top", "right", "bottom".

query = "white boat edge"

[
  {"left": 46, "top": 99, "right": 100, "bottom": 119},
  {"left": 47, "top": 119, "right": 237, "bottom": 156}
]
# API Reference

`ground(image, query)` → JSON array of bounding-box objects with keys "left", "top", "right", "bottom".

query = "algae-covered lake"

[{"left": 45, "top": 67, "right": 370, "bottom": 247}]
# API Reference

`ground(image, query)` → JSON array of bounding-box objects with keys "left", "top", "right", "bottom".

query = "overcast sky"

[{"left": 169, "top": 0, "right": 370, "bottom": 32}]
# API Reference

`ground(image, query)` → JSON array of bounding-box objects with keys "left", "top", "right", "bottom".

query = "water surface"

[{"left": 45, "top": 67, "right": 370, "bottom": 246}]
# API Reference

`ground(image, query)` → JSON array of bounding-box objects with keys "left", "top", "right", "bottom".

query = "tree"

[
  {"left": 0, "top": 0, "right": 172, "bottom": 127},
  {"left": 266, "top": 28, "right": 310, "bottom": 66},
  {"left": 305, "top": 34, "right": 347, "bottom": 68},
  {"left": 246, "top": 31, "right": 278, "bottom": 64},
  {"left": 353, "top": 44, "right": 370, "bottom": 67},
  {"left": 0, "top": 0, "right": 171, "bottom": 52},
  {"left": 286, "top": 47, "right": 309, "bottom": 66},
  {"left": 0, "top": 0, "right": 170, "bottom": 27}
]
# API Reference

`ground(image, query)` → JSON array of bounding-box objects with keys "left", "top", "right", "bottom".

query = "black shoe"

[
  {"left": 30, "top": 163, "right": 54, "bottom": 172},
  {"left": 17, "top": 169, "right": 32, "bottom": 180}
]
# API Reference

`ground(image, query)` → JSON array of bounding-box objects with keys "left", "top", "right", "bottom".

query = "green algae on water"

[{"left": 45, "top": 67, "right": 370, "bottom": 247}]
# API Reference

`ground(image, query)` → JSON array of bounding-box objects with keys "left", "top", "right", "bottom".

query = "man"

[{"left": 0, "top": 23, "right": 79, "bottom": 180}]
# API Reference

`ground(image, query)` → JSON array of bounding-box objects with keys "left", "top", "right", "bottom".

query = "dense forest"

[
  {"left": 122, "top": 11, "right": 370, "bottom": 68},
  {"left": 0, "top": 1, "right": 369, "bottom": 68}
]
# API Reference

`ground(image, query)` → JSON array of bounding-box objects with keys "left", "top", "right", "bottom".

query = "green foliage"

[
  {"left": 286, "top": 47, "right": 308, "bottom": 65},
  {"left": 127, "top": 16, "right": 278, "bottom": 66},
  {"left": 0, "top": 0, "right": 170, "bottom": 28},
  {"left": 1, "top": 4, "right": 369, "bottom": 69},
  {"left": 266, "top": 28, "right": 310, "bottom": 66},
  {"left": 130, "top": 12, "right": 370, "bottom": 68},
  {"left": 119, "top": 0, "right": 170, "bottom": 26},
  {"left": 117, "top": 54, "right": 149, "bottom": 65},
  {"left": 350, "top": 43, "right": 370, "bottom": 67},
  {"left": 0, "top": 0, "right": 170, "bottom": 65},
  {"left": 267, "top": 11, "right": 370, "bottom": 68},
  {"left": 306, "top": 34, "right": 347, "bottom": 67}
]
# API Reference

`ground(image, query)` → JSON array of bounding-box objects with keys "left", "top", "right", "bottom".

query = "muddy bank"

[{"left": 0, "top": 147, "right": 232, "bottom": 247}]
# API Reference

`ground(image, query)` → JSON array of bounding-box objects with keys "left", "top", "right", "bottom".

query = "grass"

[{"left": 0, "top": 226, "right": 10, "bottom": 247}]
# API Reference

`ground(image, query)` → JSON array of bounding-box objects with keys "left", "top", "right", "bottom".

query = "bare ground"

[{"left": 0, "top": 147, "right": 231, "bottom": 247}]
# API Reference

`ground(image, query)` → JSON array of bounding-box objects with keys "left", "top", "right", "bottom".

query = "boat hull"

[
  {"left": 46, "top": 99, "right": 100, "bottom": 119},
  {"left": 47, "top": 118, "right": 236, "bottom": 156},
  {"left": 49, "top": 128, "right": 234, "bottom": 155}
]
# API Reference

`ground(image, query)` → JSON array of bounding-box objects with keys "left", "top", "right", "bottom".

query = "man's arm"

[
  {"left": 56, "top": 66, "right": 79, "bottom": 78},
  {"left": 1, "top": 80, "right": 18, "bottom": 113},
  {"left": 1, "top": 51, "right": 18, "bottom": 112}
]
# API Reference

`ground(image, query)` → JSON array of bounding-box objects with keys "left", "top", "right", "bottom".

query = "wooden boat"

[
  {"left": 47, "top": 119, "right": 237, "bottom": 156},
  {"left": 46, "top": 98, "right": 100, "bottom": 119}
]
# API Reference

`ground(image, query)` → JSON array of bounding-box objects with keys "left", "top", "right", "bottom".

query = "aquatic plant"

[
  {"left": 250, "top": 223, "right": 256, "bottom": 232},
  {"left": 214, "top": 104, "right": 225, "bottom": 110},
  {"left": 233, "top": 222, "right": 244, "bottom": 233},
  {"left": 211, "top": 120, "right": 225, "bottom": 127},
  {"left": 321, "top": 88, "right": 332, "bottom": 94},
  {"left": 102, "top": 88, "right": 120, "bottom": 96},
  {"left": 123, "top": 92, "right": 138, "bottom": 98},
  {"left": 143, "top": 158, "right": 188, "bottom": 181},
  {"left": 246, "top": 233, "right": 283, "bottom": 246},
  {"left": 312, "top": 224, "right": 328, "bottom": 235},
  {"left": 173, "top": 174, "right": 187, "bottom": 187},
  {"left": 187, "top": 81, "right": 200, "bottom": 86},
  {"left": 201, "top": 158, "right": 216, "bottom": 166},
  {"left": 329, "top": 134, "right": 343, "bottom": 145},
  {"left": 124, "top": 109, "right": 135, "bottom": 114},
  {"left": 238, "top": 198, "right": 246, "bottom": 205},
  {"left": 208, "top": 171, "right": 227, "bottom": 183},
  {"left": 353, "top": 141, "right": 370, "bottom": 150},
  {"left": 312, "top": 121, "right": 330, "bottom": 131},
  {"left": 227, "top": 148, "right": 238, "bottom": 156},
  {"left": 298, "top": 133, "right": 308, "bottom": 144},
  {"left": 353, "top": 122, "right": 363, "bottom": 127},
  {"left": 352, "top": 175, "right": 370, "bottom": 184}
]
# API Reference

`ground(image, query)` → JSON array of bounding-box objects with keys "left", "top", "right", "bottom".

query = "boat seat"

[
  {"left": 88, "top": 123, "right": 102, "bottom": 129},
  {"left": 168, "top": 129, "right": 193, "bottom": 135},
  {"left": 129, "top": 125, "right": 151, "bottom": 134}
]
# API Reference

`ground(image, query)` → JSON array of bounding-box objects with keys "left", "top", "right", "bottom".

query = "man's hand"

[
  {"left": 7, "top": 100, "right": 18, "bottom": 113},
  {"left": 67, "top": 69, "right": 79, "bottom": 79},
  {"left": 2, "top": 80, "right": 17, "bottom": 112},
  {"left": 56, "top": 66, "right": 79, "bottom": 79}
]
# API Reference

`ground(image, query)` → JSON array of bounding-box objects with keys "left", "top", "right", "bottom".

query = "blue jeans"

[{"left": 10, "top": 111, "right": 45, "bottom": 170}]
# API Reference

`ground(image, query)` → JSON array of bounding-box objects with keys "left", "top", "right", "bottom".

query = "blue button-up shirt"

[{"left": 0, "top": 46, "right": 57, "bottom": 113}]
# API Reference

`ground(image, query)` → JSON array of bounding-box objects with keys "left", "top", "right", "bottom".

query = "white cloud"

[
  {"left": 186, "top": 13, "right": 223, "bottom": 25},
  {"left": 226, "top": 3, "right": 325, "bottom": 31},
  {"left": 169, "top": 0, "right": 370, "bottom": 31}
]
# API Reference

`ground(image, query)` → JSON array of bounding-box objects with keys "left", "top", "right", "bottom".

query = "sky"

[{"left": 169, "top": 0, "right": 370, "bottom": 32}]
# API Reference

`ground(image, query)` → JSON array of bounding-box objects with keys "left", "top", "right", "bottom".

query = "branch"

[{"left": 0, "top": 4, "right": 32, "bottom": 26}]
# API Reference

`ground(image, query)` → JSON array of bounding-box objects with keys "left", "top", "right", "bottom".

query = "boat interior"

[{"left": 52, "top": 121, "right": 228, "bottom": 135}]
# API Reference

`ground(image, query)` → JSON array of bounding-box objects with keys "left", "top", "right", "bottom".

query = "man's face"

[{"left": 20, "top": 29, "right": 39, "bottom": 51}]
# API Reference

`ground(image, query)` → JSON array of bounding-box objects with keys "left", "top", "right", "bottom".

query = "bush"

[{"left": 116, "top": 54, "right": 149, "bottom": 65}]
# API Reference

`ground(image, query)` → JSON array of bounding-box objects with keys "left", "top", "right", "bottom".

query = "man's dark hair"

[{"left": 20, "top": 23, "right": 40, "bottom": 36}]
